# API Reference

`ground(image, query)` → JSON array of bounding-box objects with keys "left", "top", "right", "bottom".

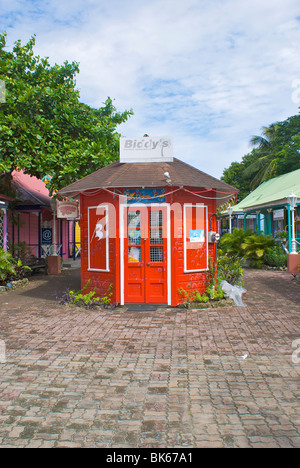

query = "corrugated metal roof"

[
  {"left": 231, "top": 168, "right": 300, "bottom": 212},
  {"left": 11, "top": 170, "right": 51, "bottom": 207},
  {"left": 58, "top": 158, "right": 238, "bottom": 204}
]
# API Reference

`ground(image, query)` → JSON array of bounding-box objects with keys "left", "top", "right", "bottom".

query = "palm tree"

[{"left": 243, "top": 123, "right": 280, "bottom": 190}]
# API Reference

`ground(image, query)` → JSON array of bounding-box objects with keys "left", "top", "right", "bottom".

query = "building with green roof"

[{"left": 222, "top": 168, "right": 300, "bottom": 255}]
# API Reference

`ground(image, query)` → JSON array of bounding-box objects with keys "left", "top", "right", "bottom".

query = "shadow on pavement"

[
  {"left": 14, "top": 268, "right": 81, "bottom": 302},
  {"left": 244, "top": 269, "right": 300, "bottom": 306}
]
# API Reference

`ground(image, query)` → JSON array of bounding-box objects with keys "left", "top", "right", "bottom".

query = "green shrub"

[
  {"left": 241, "top": 233, "right": 275, "bottom": 268},
  {"left": 7, "top": 241, "right": 32, "bottom": 262},
  {"left": 206, "top": 284, "right": 225, "bottom": 300},
  {"left": 0, "top": 248, "right": 16, "bottom": 283},
  {"left": 217, "top": 249, "right": 244, "bottom": 286},
  {"left": 219, "top": 228, "right": 253, "bottom": 259},
  {"left": 0, "top": 249, "right": 32, "bottom": 285},
  {"left": 193, "top": 291, "right": 210, "bottom": 303},
  {"left": 177, "top": 285, "right": 196, "bottom": 307},
  {"left": 219, "top": 229, "right": 276, "bottom": 269},
  {"left": 264, "top": 245, "right": 287, "bottom": 268},
  {"left": 59, "top": 280, "right": 114, "bottom": 309}
]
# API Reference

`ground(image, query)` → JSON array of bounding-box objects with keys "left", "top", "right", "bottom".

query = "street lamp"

[
  {"left": 50, "top": 199, "right": 57, "bottom": 256},
  {"left": 287, "top": 192, "right": 298, "bottom": 254},
  {"left": 227, "top": 206, "right": 233, "bottom": 233}
]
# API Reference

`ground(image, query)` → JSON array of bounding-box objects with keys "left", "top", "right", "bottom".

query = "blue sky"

[{"left": 1, "top": 0, "right": 300, "bottom": 179}]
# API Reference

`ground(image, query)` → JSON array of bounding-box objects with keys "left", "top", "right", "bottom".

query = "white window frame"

[
  {"left": 88, "top": 204, "right": 109, "bottom": 272},
  {"left": 183, "top": 203, "right": 208, "bottom": 273},
  {"left": 119, "top": 203, "right": 171, "bottom": 305}
]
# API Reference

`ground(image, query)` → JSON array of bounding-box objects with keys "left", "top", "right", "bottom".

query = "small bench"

[{"left": 24, "top": 255, "right": 48, "bottom": 275}]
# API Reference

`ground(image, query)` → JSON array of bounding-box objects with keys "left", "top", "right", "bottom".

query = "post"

[
  {"left": 227, "top": 207, "right": 233, "bottom": 234},
  {"left": 288, "top": 193, "right": 298, "bottom": 254},
  {"left": 52, "top": 203, "right": 57, "bottom": 256},
  {"left": 73, "top": 221, "right": 76, "bottom": 261},
  {"left": 287, "top": 192, "right": 300, "bottom": 274},
  {"left": 38, "top": 211, "right": 41, "bottom": 258},
  {"left": 256, "top": 211, "right": 261, "bottom": 233},
  {"left": 267, "top": 209, "right": 272, "bottom": 236},
  {"left": 3, "top": 207, "right": 7, "bottom": 251},
  {"left": 287, "top": 204, "right": 292, "bottom": 253},
  {"left": 47, "top": 199, "right": 61, "bottom": 275}
]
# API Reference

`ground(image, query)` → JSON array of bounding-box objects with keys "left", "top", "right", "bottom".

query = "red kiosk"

[{"left": 59, "top": 136, "right": 237, "bottom": 306}]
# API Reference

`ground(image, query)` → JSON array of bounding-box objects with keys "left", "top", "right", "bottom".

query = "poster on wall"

[
  {"left": 189, "top": 229, "right": 205, "bottom": 243},
  {"left": 41, "top": 228, "right": 52, "bottom": 245},
  {"left": 124, "top": 188, "right": 166, "bottom": 204},
  {"left": 88, "top": 205, "right": 109, "bottom": 271},
  {"left": 184, "top": 205, "right": 208, "bottom": 272}
]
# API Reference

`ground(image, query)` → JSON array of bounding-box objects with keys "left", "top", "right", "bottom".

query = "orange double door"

[{"left": 124, "top": 205, "right": 169, "bottom": 304}]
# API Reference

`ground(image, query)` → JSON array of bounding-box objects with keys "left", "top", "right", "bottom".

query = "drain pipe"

[{"left": 209, "top": 213, "right": 219, "bottom": 287}]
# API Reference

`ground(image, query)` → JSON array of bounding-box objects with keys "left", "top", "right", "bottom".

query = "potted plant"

[{"left": 274, "top": 230, "right": 288, "bottom": 243}]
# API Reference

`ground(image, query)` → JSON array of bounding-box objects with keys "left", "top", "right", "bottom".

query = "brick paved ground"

[{"left": 0, "top": 267, "right": 300, "bottom": 448}]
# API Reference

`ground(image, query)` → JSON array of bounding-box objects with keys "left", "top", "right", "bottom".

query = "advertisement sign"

[
  {"left": 273, "top": 209, "right": 285, "bottom": 220},
  {"left": 124, "top": 188, "right": 166, "bottom": 203},
  {"left": 41, "top": 228, "right": 52, "bottom": 244},
  {"left": 190, "top": 229, "right": 205, "bottom": 243},
  {"left": 120, "top": 136, "right": 173, "bottom": 163},
  {"left": 57, "top": 200, "right": 79, "bottom": 219},
  {"left": 184, "top": 205, "right": 208, "bottom": 272}
]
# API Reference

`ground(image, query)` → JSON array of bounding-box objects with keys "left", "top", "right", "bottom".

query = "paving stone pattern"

[{"left": 0, "top": 268, "right": 300, "bottom": 448}]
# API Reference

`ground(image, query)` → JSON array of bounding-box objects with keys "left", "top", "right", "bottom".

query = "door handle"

[{"left": 147, "top": 263, "right": 150, "bottom": 266}]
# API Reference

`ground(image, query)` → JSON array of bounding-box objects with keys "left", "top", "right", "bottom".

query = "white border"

[
  {"left": 183, "top": 203, "right": 208, "bottom": 273},
  {"left": 88, "top": 204, "right": 109, "bottom": 272},
  {"left": 120, "top": 203, "right": 171, "bottom": 305}
]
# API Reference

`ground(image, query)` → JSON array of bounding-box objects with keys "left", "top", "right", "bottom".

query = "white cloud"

[{"left": 2, "top": 0, "right": 300, "bottom": 178}]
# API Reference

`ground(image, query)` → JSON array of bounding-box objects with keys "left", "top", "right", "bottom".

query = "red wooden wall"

[
  {"left": 80, "top": 187, "right": 217, "bottom": 307},
  {"left": 80, "top": 190, "right": 119, "bottom": 304},
  {"left": 167, "top": 187, "right": 217, "bottom": 306}
]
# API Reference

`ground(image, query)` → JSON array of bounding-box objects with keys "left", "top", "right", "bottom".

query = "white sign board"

[
  {"left": 56, "top": 200, "right": 79, "bottom": 219},
  {"left": 273, "top": 209, "right": 285, "bottom": 220},
  {"left": 120, "top": 136, "right": 173, "bottom": 163}
]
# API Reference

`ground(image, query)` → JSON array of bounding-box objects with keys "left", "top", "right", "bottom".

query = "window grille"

[
  {"left": 150, "top": 210, "right": 162, "bottom": 227},
  {"left": 150, "top": 246, "right": 163, "bottom": 262},
  {"left": 150, "top": 228, "right": 162, "bottom": 244}
]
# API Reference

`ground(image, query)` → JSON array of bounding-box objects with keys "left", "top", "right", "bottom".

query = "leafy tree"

[
  {"left": 0, "top": 33, "right": 133, "bottom": 194},
  {"left": 245, "top": 123, "right": 279, "bottom": 188},
  {"left": 222, "top": 113, "right": 300, "bottom": 200},
  {"left": 222, "top": 160, "right": 251, "bottom": 201}
]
